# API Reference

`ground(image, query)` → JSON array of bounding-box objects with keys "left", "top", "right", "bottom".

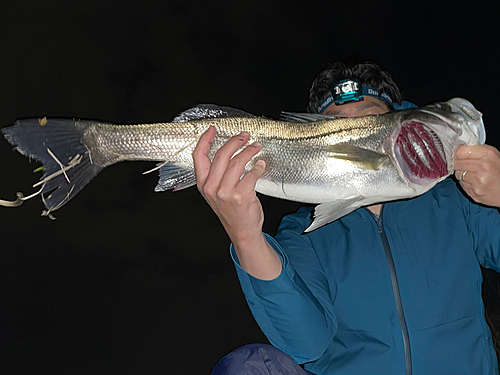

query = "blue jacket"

[{"left": 232, "top": 179, "right": 500, "bottom": 374}]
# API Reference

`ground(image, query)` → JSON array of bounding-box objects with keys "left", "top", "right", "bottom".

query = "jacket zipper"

[{"left": 369, "top": 208, "right": 412, "bottom": 375}]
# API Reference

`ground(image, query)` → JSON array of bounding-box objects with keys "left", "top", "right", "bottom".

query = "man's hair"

[{"left": 307, "top": 61, "right": 403, "bottom": 113}]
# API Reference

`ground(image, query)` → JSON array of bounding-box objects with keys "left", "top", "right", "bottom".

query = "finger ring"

[{"left": 461, "top": 170, "right": 467, "bottom": 182}]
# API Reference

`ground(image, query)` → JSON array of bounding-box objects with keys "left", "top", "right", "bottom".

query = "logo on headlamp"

[{"left": 332, "top": 79, "right": 363, "bottom": 105}]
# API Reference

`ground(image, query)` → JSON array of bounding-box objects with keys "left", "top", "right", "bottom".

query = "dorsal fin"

[
  {"left": 280, "top": 112, "right": 336, "bottom": 123},
  {"left": 173, "top": 104, "right": 257, "bottom": 123}
]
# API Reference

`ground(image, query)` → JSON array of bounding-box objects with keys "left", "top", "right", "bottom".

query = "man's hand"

[
  {"left": 454, "top": 144, "right": 500, "bottom": 208},
  {"left": 193, "top": 126, "right": 282, "bottom": 280},
  {"left": 193, "top": 126, "right": 266, "bottom": 242}
]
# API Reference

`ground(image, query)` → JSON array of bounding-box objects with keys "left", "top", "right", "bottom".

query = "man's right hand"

[{"left": 193, "top": 127, "right": 282, "bottom": 280}]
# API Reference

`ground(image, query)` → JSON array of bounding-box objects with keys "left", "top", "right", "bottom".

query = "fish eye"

[{"left": 435, "top": 102, "right": 452, "bottom": 112}]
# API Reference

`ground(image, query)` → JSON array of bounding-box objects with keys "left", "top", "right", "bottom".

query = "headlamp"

[
  {"left": 318, "top": 79, "right": 402, "bottom": 113},
  {"left": 332, "top": 79, "right": 363, "bottom": 105}
]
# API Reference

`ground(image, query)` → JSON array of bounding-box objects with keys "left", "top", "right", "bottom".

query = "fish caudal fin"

[
  {"left": 1, "top": 118, "right": 102, "bottom": 216},
  {"left": 305, "top": 196, "right": 364, "bottom": 232}
]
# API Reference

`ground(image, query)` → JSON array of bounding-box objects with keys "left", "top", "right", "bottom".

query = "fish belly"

[{"left": 256, "top": 164, "right": 415, "bottom": 204}]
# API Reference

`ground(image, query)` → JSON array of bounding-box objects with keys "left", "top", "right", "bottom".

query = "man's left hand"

[{"left": 454, "top": 144, "right": 500, "bottom": 208}]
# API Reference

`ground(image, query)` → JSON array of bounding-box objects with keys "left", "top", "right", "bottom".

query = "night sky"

[{"left": 1, "top": 1, "right": 499, "bottom": 374}]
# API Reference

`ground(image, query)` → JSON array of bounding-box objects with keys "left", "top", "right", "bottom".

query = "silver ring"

[{"left": 461, "top": 170, "right": 467, "bottom": 182}]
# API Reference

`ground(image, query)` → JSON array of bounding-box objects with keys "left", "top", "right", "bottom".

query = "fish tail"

[{"left": 1, "top": 118, "right": 103, "bottom": 215}]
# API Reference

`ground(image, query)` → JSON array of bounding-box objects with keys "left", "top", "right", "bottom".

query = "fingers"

[
  {"left": 453, "top": 160, "right": 477, "bottom": 173},
  {"left": 454, "top": 145, "right": 490, "bottom": 172},
  {"left": 454, "top": 145, "right": 500, "bottom": 207},
  {"left": 455, "top": 145, "right": 500, "bottom": 181},
  {"left": 202, "top": 132, "right": 251, "bottom": 195},
  {"left": 218, "top": 141, "right": 263, "bottom": 189},
  {"left": 454, "top": 145, "right": 496, "bottom": 183},
  {"left": 237, "top": 160, "right": 267, "bottom": 192},
  {"left": 193, "top": 126, "right": 216, "bottom": 190},
  {"left": 454, "top": 169, "right": 471, "bottom": 184},
  {"left": 193, "top": 128, "right": 265, "bottom": 205},
  {"left": 455, "top": 167, "right": 486, "bottom": 188},
  {"left": 192, "top": 129, "right": 268, "bottom": 242},
  {"left": 455, "top": 144, "right": 499, "bottom": 160},
  {"left": 455, "top": 145, "right": 476, "bottom": 160}
]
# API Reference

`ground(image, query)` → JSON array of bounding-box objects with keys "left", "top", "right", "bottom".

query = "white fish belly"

[
  {"left": 255, "top": 166, "right": 416, "bottom": 205},
  {"left": 255, "top": 179, "right": 339, "bottom": 203}
]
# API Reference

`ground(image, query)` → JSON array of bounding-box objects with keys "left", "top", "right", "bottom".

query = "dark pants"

[{"left": 210, "top": 344, "right": 316, "bottom": 375}]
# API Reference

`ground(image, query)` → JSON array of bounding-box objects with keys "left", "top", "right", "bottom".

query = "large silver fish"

[{"left": 0, "top": 98, "right": 485, "bottom": 231}]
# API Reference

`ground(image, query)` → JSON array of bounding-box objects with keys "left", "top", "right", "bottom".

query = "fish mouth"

[{"left": 394, "top": 121, "right": 448, "bottom": 183}]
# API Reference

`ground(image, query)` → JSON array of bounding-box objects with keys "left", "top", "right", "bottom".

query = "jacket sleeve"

[
  {"left": 459, "top": 192, "right": 500, "bottom": 271},
  {"left": 231, "top": 207, "right": 337, "bottom": 363}
]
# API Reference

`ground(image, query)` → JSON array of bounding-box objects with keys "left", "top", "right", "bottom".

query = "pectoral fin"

[
  {"left": 326, "top": 145, "right": 389, "bottom": 170},
  {"left": 305, "top": 196, "right": 364, "bottom": 232}
]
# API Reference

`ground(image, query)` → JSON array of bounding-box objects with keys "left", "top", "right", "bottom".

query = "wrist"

[{"left": 232, "top": 232, "right": 282, "bottom": 280}]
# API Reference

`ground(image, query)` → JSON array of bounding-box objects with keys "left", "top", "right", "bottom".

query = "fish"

[{"left": 0, "top": 98, "right": 486, "bottom": 232}]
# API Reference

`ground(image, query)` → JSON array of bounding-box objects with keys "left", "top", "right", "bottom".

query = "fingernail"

[
  {"left": 255, "top": 160, "right": 266, "bottom": 168},
  {"left": 252, "top": 141, "right": 262, "bottom": 147}
]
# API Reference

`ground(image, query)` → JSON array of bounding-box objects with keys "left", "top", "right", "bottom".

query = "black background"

[{"left": 1, "top": 1, "right": 499, "bottom": 374}]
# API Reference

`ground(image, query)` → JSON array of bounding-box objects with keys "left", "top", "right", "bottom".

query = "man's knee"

[
  {"left": 211, "top": 344, "right": 271, "bottom": 375},
  {"left": 210, "top": 343, "right": 306, "bottom": 375}
]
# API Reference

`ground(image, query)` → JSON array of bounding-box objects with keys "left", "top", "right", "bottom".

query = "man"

[{"left": 193, "top": 61, "right": 500, "bottom": 374}]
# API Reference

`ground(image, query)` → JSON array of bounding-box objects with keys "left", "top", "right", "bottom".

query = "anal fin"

[{"left": 154, "top": 162, "right": 196, "bottom": 192}]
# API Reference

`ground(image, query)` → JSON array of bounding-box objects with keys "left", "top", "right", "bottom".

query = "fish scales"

[
  {"left": 82, "top": 115, "right": 394, "bottom": 202},
  {"left": 84, "top": 114, "right": 394, "bottom": 168}
]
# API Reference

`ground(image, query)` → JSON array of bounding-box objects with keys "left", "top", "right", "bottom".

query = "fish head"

[
  {"left": 437, "top": 97, "right": 486, "bottom": 145},
  {"left": 386, "top": 98, "right": 485, "bottom": 191}
]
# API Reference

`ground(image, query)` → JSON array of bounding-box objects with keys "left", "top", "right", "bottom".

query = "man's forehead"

[{"left": 323, "top": 100, "right": 386, "bottom": 116}]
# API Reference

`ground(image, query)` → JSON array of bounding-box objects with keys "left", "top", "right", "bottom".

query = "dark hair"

[{"left": 307, "top": 61, "right": 403, "bottom": 113}]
